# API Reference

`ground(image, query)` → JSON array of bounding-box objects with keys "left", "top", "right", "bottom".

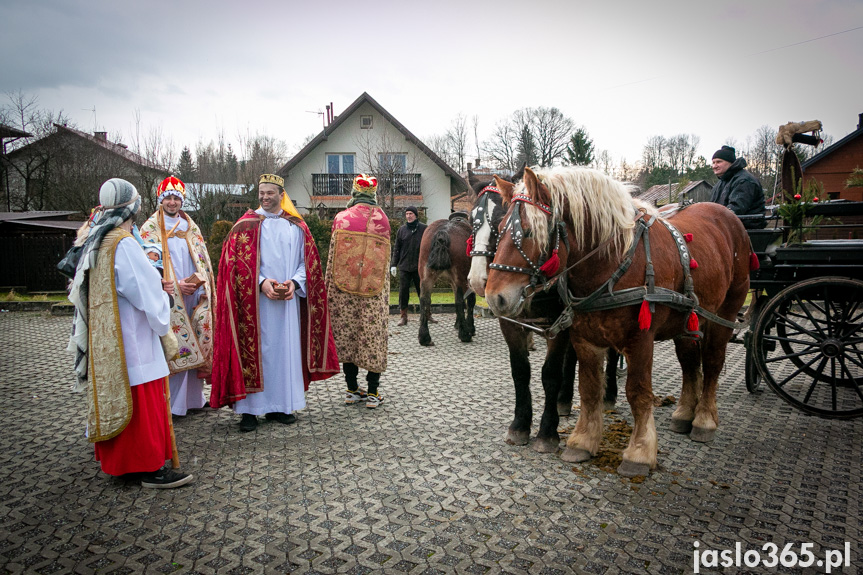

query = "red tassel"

[
  {"left": 638, "top": 300, "right": 651, "bottom": 330},
  {"left": 539, "top": 249, "right": 560, "bottom": 275},
  {"left": 683, "top": 233, "right": 693, "bottom": 242},
  {"left": 749, "top": 252, "right": 760, "bottom": 271},
  {"left": 466, "top": 235, "right": 474, "bottom": 257},
  {"left": 689, "top": 258, "right": 698, "bottom": 269},
  {"left": 687, "top": 311, "right": 699, "bottom": 332}
]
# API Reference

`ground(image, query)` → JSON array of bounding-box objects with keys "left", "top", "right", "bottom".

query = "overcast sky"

[{"left": 1, "top": 0, "right": 861, "bottom": 167}]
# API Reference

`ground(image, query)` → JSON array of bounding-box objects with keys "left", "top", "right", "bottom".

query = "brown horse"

[
  {"left": 467, "top": 176, "right": 622, "bottom": 452},
  {"left": 484, "top": 166, "right": 751, "bottom": 476},
  {"left": 417, "top": 214, "right": 476, "bottom": 346}
]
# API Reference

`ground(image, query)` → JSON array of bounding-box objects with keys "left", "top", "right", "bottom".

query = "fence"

[{"left": 0, "top": 234, "right": 72, "bottom": 291}]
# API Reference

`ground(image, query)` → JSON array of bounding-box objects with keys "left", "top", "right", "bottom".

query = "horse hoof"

[
  {"left": 690, "top": 426, "right": 716, "bottom": 443},
  {"left": 505, "top": 430, "right": 529, "bottom": 446},
  {"left": 531, "top": 437, "right": 559, "bottom": 453},
  {"left": 557, "top": 403, "right": 572, "bottom": 417},
  {"left": 603, "top": 400, "right": 616, "bottom": 411},
  {"left": 458, "top": 334, "right": 473, "bottom": 343},
  {"left": 561, "top": 447, "right": 592, "bottom": 463},
  {"left": 618, "top": 460, "right": 650, "bottom": 477},
  {"left": 669, "top": 417, "right": 693, "bottom": 434}
]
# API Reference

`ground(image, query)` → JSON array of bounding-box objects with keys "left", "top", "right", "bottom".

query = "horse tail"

[{"left": 427, "top": 226, "right": 452, "bottom": 271}]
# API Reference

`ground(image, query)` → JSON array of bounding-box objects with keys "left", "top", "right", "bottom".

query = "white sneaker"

[
  {"left": 366, "top": 393, "right": 384, "bottom": 409},
  {"left": 345, "top": 389, "right": 367, "bottom": 405}
]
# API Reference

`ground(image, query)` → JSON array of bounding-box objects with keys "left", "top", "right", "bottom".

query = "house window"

[
  {"left": 360, "top": 115, "right": 373, "bottom": 129},
  {"left": 325, "top": 154, "right": 356, "bottom": 195},
  {"left": 378, "top": 153, "right": 406, "bottom": 173},
  {"left": 326, "top": 154, "right": 355, "bottom": 174}
]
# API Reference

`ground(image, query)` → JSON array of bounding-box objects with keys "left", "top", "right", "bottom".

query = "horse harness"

[
  {"left": 468, "top": 186, "right": 504, "bottom": 258},
  {"left": 492, "top": 193, "right": 742, "bottom": 339}
]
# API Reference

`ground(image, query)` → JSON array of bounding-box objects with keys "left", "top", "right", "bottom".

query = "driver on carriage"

[{"left": 709, "top": 145, "right": 766, "bottom": 224}]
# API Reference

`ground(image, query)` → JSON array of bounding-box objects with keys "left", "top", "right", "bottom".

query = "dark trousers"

[
  {"left": 343, "top": 363, "right": 380, "bottom": 395},
  {"left": 398, "top": 270, "right": 421, "bottom": 310}
]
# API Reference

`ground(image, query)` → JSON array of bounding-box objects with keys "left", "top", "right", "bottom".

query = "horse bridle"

[
  {"left": 469, "top": 185, "right": 502, "bottom": 258},
  {"left": 489, "top": 192, "right": 567, "bottom": 291}
]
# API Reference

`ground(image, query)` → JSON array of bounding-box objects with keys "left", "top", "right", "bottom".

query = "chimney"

[
  {"left": 859, "top": 112, "right": 863, "bottom": 130},
  {"left": 94, "top": 131, "right": 107, "bottom": 140},
  {"left": 466, "top": 162, "right": 472, "bottom": 171},
  {"left": 475, "top": 158, "right": 481, "bottom": 167}
]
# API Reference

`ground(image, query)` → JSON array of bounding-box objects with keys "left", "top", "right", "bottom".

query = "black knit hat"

[
  {"left": 405, "top": 206, "right": 418, "bottom": 217},
  {"left": 712, "top": 145, "right": 736, "bottom": 163}
]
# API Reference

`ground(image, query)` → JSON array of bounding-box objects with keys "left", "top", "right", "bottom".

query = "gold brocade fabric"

[
  {"left": 330, "top": 230, "right": 390, "bottom": 297},
  {"left": 87, "top": 229, "right": 133, "bottom": 443},
  {"left": 139, "top": 211, "right": 215, "bottom": 375}
]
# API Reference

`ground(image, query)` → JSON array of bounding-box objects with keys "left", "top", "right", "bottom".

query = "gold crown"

[{"left": 259, "top": 174, "right": 284, "bottom": 188}]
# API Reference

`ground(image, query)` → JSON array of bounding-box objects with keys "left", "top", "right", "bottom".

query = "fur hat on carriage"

[{"left": 157, "top": 176, "right": 186, "bottom": 204}]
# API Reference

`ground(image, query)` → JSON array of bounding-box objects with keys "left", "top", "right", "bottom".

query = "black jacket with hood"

[{"left": 709, "top": 158, "right": 765, "bottom": 218}]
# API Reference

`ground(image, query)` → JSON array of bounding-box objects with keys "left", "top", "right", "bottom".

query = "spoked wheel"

[
  {"left": 745, "top": 342, "right": 762, "bottom": 393},
  {"left": 752, "top": 277, "right": 863, "bottom": 418},
  {"left": 743, "top": 292, "right": 768, "bottom": 393}
]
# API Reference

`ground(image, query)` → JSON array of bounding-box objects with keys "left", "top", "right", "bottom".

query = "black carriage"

[{"left": 740, "top": 198, "right": 863, "bottom": 418}]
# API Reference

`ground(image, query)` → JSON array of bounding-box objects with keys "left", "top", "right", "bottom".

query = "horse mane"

[{"left": 520, "top": 166, "right": 656, "bottom": 258}]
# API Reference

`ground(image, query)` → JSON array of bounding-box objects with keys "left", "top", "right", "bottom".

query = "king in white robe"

[{"left": 233, "top": 208, "right": 307, "bottom": 416}]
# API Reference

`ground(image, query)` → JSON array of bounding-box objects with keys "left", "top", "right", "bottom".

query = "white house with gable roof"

[{"left": 277, "top": 92, "right": 467, "bottom": 220}]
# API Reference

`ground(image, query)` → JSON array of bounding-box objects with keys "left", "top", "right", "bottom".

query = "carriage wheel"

[
  {"left": 745, "top": 343, "right": 762, "bottom": 393},
  {"left": 743, "top": 293, "right": 768, "bottom": 393},
  {"left": 752, "top": 277, "right": 863, "bottom": 418}
]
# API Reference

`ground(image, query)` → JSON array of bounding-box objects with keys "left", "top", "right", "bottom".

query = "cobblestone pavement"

[{"left": 1, "top": 311, "right": 861, "bottom": 575}]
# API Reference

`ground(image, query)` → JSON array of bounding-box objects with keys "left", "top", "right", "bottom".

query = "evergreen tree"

[
  {"left": 516, "top": 125, "right": 538, "bottom": 167},
  {"left": 565, "top": 127, "right": 595, "bottom": 166},
  {"left": 176, "top": 146, "right": 195, "bottom": 182},
  {"left": 225, "top": 144, "right": 239, "bottom": 184}
]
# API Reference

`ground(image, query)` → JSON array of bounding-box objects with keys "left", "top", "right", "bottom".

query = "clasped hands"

[
  {"left": 261, "top": 278, "right": 295, "bottom": 301},
  {"left": 161, "top": 279, "right": 200, "bottom": 297}
]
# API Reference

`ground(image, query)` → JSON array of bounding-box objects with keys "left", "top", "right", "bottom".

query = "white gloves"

[{"left": 390, "top": 266, "right": 397, "bottom": 277}]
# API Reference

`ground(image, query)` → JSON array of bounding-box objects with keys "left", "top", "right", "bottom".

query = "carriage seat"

[{"left": 449, "top": 211, "right": 470, "bottom": 222}]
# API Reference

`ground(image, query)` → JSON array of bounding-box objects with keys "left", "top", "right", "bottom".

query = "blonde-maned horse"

[{"left": 484, "top": 166, "right": 751, "bottom": 476}]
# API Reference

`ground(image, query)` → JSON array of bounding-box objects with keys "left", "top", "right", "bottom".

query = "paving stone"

[{"left": 0, "top": 311, "right": 861, "bottom": 574}]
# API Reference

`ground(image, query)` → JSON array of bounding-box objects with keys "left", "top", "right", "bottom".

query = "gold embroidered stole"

[
  {"left": 148, "top": 211, "right": 213, "bottom": 374},
  {"left": 87, "top": 229, "right": 133, "bottom": 443}
]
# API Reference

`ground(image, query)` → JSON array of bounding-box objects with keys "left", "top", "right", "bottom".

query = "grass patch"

[
  {"left": 389, "top": 291, "right": 487, "bottom": 308},
  {"left": 1, "top": 290, "right": 68, "bottom": 302}
]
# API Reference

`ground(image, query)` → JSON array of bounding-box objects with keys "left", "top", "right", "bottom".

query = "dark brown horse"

[
  {"left": 484, "top": 166, "right": 751, "bottom": 476},
  {"left": 466, "top": 176, "right": 622, "bottom": 452},
  {"left": 417, "top": 214, "right": 476, "bottom": 346}
]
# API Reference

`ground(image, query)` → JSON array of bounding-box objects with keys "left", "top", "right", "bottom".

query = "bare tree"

[
  {"left": 354, "top": 124, "right": 421, "bottom": 217},
  {"left": 445, "top": 113, "right": 469, "bottom": 172},
  {"left": 236, "top": 129, "right": 288, "bottom": 188},
  {"left": 641, "top": 135, "right": 666, "bottom": 171},
  {"left": 593, "top": 149, "right": 614, "bottom": 176},
  {"left": 127, "top": 110, "right": 176, "bottom": 214},
  {"left": 484, "top": 118, "right": 521, "bottom": 171}
]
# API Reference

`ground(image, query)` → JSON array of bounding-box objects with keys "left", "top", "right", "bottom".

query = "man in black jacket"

[
  {"left": 709, "top": 145, "right": 765, "bottom": 222},
  {"left": 390, "top": 206, "right": 433, "bottom": 326}
]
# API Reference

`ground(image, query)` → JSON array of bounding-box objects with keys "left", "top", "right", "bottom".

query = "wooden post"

[{"left": 158, "top": 207, "right": 181, "bottom": 469}]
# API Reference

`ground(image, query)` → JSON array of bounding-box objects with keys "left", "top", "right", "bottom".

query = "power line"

[
  {"left": 606, "top": 24, "right": 863, "bottom": 91},
  {"left": 747, "top": 24, "right": 863, "bottom": 56}
]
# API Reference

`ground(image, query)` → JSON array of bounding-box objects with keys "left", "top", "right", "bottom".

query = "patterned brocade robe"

[
  {"left": 139, "top": 210, "right": 215, "bottom": 375},
  {"left": 325, "top": 203, "right": 391, "bottom": 373},
  {"left": 210, "top": 210, "right": 339, "bottom": 408}
]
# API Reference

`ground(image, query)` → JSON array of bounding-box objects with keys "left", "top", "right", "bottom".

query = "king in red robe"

[{"left": 211, "top": 176, "right": 339, "bottom": 417}]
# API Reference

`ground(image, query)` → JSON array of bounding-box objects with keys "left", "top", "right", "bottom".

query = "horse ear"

[
  {"left": 524, "top": 167, "right": 552, "bottom": 207},
  {"left": 494, "top": 175, "right": 514, "bottom": 204}
]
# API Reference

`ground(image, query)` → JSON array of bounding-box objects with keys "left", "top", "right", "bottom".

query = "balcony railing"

[{"left": 311, "top": 173, "right": 421, "bottom": 196}]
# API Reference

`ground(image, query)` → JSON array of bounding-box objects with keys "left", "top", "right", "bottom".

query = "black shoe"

[
  {"left": 140, "top": 467, "right": 194, "bottom": 489},
  {"left": 239, "top": 414, "right": 258, "bottom": 432},
  {"left": 265, "top": 412, "right": 297, "bottom": 425}
]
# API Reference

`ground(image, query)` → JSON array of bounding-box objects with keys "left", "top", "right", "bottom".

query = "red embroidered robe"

[{"left": 210, "top": 210, "right": 339, "bottom": 408}]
